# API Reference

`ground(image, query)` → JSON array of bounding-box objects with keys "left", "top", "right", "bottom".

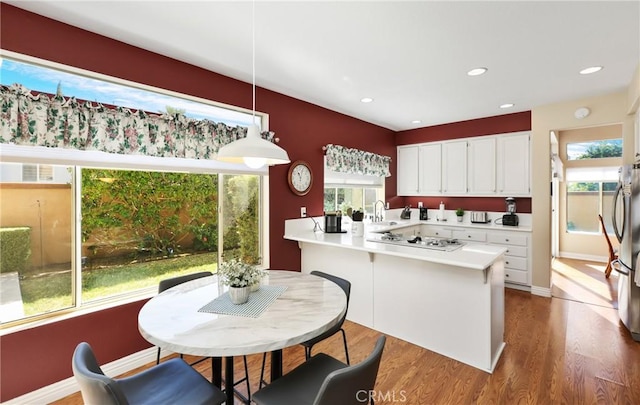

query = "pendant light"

[{"left": 216, "top": 1, "right": 290, "bottom": 168}]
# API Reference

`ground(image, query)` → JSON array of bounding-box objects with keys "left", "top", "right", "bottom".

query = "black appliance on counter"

[
  {"left": 419, "top": 207, "right": 428, "bottom": 220},
  {"left": 324, "top": 211, "right": 346, "bottom": 233},
  {"left": 502, "top": 197, "right": 518, "bottom": 226}
]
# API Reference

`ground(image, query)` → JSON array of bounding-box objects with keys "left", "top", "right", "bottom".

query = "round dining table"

[{"left": 138, "top": 270, "right": 347, "bottom": 405}]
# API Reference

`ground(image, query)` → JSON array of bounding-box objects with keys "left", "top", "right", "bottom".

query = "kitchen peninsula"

[{"left": 284, "top": 217, "right": 508, "bottom": 373}]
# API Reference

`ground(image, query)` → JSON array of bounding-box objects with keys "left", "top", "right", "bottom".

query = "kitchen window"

[
  {"left": 323, "top": 157, "right": 384, "bottom": 217},
  {"left": 565, "top": 167, "right": 618, "bottom": 233}
]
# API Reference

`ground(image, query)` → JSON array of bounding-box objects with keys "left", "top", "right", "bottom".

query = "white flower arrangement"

[{"left": 218, "top": 259, "right": 266, "bottom": 288}]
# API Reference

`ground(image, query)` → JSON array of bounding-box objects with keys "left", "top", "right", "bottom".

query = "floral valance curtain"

[
  {"left": 0, "top": 84, "right": 276, "bottom": 159},
  {"left": 324, "top": 144, "right": 391, "bottom": 177}
]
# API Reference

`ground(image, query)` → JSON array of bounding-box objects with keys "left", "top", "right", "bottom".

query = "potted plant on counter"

[
  {"left": 218, "top": 259, "right": 266, "bottom": 304},
  {"left": 455, "top": 208, "right": 465, "bottom": 222}
]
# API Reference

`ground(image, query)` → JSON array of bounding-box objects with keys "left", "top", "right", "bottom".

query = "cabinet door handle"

[
  {"left": 506, "top": 274, "right": 510, "bottom": 277},
  {"left": 506, "top": 261, "right": 510, "bottom": 265},
  {"left": 505, "top": 239, "right": 509, "bottom": 242},
  {"left": 467, "top": 235, "right": 472, "bottom": 238}
]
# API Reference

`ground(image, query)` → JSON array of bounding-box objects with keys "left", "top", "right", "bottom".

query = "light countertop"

[{"left": 285, "top": 226, "right": 506, "bottom": 271}]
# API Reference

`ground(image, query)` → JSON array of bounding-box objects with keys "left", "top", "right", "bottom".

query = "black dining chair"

[
  {"left": 72, "top": 341, "right": 226, "bottom": 405},
  {"left": 258, "top": 270, "right": 351, "bottom": 388},
  {"left": 252, "top": 335, "right": 386, "bottom": 405},
  {"left": 156, "top": 271, "right": 252, "bottom": 403},
  {"left": 156, "top": 271, "right": 213, "bottom": 365}
]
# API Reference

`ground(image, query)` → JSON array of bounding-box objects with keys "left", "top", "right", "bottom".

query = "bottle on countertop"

[{"left": 439, "top": 201, "right": 445, "bottom": 221}]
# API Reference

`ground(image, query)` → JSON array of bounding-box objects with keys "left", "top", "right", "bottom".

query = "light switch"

[{"left": 300, "top": 207, "right": 307, "bottom": 217}]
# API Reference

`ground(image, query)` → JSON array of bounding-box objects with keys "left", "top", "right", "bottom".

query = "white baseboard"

[
  {"left": 2, "top": 347, "right": 171, "bottom": 405},
  {"left": 530, "top": 285, "right": 552, "bottom": 297},
  {"left": 558, "top": 251, "right": 607, "bottom": 263}
]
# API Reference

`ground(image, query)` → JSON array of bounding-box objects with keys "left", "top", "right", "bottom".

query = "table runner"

[{"left": 198, "top": 285, "right": 287, "bottom": 318}]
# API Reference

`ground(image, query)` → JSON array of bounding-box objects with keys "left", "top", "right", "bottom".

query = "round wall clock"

[{"left": 287, "top": 160, "right": 313, "bottom": 196}]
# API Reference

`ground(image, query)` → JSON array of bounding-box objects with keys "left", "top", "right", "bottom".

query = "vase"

[
  {"left": 228, "top": 286, "right": 250, "bottom": 304},
  {"left": 250, "top": 281, "right": 260, "bottom": 292},
  {"left": 457, "top": 216, "right": 463, "bottom": 222}
]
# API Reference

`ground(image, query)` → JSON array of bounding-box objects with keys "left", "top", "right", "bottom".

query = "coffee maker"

[{"left": 502, "top": 197, "right": 519, "bottom": 226}]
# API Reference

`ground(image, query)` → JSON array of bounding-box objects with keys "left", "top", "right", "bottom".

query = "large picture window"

[{"left": 0, "top": 55, "right": 267, "bottom": 325}]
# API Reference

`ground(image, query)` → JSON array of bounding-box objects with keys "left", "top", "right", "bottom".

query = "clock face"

[{"left": 288, "top": 161, "right": 312, "bottom": 196}]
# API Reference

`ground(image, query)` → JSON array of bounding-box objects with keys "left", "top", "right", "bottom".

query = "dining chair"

[
  {"left": 72, "top": 341, "right": 226, "bottom": 405},
  {"left": 157, "top": 271, "right": 252, "bottom": 403},
  {"left": 598, "top": 214, "right": 617, "bottom": 278},
  {"left": 258, "top": 270, "right": 351, "bottom": 388},
  {"left": 252, "top": 335, "right": 386, "bottom": 405},
  {"left": 156, "top": 271, "right": 213, "bottom": 365}
]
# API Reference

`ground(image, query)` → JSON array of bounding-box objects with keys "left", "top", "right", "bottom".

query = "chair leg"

[
  {"left": 305, "top": 345, "right": 312, "bottom": 361},
  {"left": 340, "top": 328, "right": 350, "bottom": 365},
  {"left": 242, "top": 356, "right": 251, "bottom": 402},
  {"left": 259, "top": 352, "right": 268, "bottom": 389},
  {"left": 156, "top": 347, "right": 161, "bottom": 364}
]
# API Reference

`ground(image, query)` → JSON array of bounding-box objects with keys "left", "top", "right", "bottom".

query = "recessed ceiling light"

[
  {"left": 467, "top": 67, "right": 488, "bottom": 76},
  {"left": 360, "top": 97, "right": 373, "bottom": 103},
  {"left": 499, "top": 103, "right": 515, "bottom": 109},
  {"left": 579, "top": 66, "right": 603, "bottom": 75},
  {"left": 411, "top": 120, "right": 422, "bottom": 124}
]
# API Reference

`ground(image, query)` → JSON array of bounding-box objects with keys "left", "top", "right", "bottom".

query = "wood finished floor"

[{"left": 54, "top": 258, "right": 640, "bottom": 404}]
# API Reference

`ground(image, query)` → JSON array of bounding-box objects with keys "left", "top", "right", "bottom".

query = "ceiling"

[{"left": 7, "top": 1, "right": 640, "bottom": 131}]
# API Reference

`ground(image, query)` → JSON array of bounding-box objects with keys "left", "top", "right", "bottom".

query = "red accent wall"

[
  {"left": 0, "top": 300, "right": 149, "bottom": 401},
  {"left": 0, "top": 4, "right": 395, "bottom": 400}
]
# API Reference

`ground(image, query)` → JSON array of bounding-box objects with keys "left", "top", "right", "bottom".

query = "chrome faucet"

[{"left": 374, "top": 200, "right": 386, "bottom": 222}]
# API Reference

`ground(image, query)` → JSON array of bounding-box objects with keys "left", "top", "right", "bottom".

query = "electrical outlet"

[
  {"left": 418, "top": 201, "right": 423, "bottom": 208},
  {"left": 300, "top": 207, "right": 307, "bottom": 218}
]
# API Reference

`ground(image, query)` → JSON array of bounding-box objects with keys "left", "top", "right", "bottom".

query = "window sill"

[{"left": 0, "top": 289, "right": 156, "bottom": 336}]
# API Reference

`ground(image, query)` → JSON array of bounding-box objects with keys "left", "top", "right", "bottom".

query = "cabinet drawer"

[
  {"left": 502, "top": 245, "right": 527, "bottom": 257},
  {"left": 504, "top": 256, "right": 527, "bottom": 271},
  {"left": 487, "top": 233, "right": 527, "bottom": 246},
  {"left": 452, "top": 230, "right": 486, "bottom": 242},
  {"left": 505, "top": 268, "right": 528, "bottom": 284},
  {"left": 421, "top": 228, "right": 452, "bottom": 238}
]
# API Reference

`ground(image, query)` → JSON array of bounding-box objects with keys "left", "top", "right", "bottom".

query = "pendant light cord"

[{"left": 252, "top": 0, "right": 256, "bottom": 120}]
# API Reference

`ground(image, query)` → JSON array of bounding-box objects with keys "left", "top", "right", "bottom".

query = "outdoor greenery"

[
  {"left": 81, "top": 169, "right": 219, "bottom": 256},
  {"left": 0, "top": 227, "right": 31, "bottom": 275},
  {"left": 20, "top": 252, "right": 218, "bottom": 316},
  {"left": 575, "top": 140, "right": 622, "bottom": 160},
  {"left": 567, "top": 181, "right": 618, "bottom": 192}
]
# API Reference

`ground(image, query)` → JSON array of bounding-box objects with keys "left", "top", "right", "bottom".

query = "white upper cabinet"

[
  {"left": 442, "top": 141, "right": 467, "bottom": 194},
  {"left": 397, "top": 145, "right": 420, "bottom": 195},
  {"left": 419, "top": 143, "right": 442, "bottom": 194},
  {"left": 468, "top": 137, "right": 496, "bottom": 194},
  {"left": 497, "top": 132, "right": 530, "bottom": 196},
  {"left": 396, "top": 131, "right": 530, "bottom": 197}
]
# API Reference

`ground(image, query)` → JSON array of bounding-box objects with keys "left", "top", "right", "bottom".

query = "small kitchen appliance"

[
  {"left": 502, "top": 197, "right": 519, "bottom": 226},
  {"left": 470, "top": 211, "right": 489, "bottom": 223},
  {"left": 419, "top": 207, "right": 429, "bottom": 220},
  {"left": 324, "top": 211, "right": 346, "bottom": 233}
]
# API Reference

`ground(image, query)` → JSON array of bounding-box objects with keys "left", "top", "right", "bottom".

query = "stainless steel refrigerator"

[{"left": 612, "top": 164, "right": 640, "bottom": 341}]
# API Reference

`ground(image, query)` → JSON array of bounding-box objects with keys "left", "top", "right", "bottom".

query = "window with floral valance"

[
  {"left": 0, "top": 84, "right": 276, "bottom": 160},
  {"left": 324, "top": 144, "right": 391, "bottom": 178}
]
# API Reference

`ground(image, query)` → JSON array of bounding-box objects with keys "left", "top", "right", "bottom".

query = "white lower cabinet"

[
  {"left": 419, "top": 225, "right": 531, "bottom": 287},
  {"left": 486, "top": 232, "right": 530, "bottom": 287}
]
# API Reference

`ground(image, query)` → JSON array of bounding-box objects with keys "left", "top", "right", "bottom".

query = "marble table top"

[{"left": 138, "top": 270, "right": 347, "bottom": 357}]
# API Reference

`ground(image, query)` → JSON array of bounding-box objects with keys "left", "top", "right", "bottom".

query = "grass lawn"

[{"left": 19, "top": 252, "right": 218, "bottom": 316}]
